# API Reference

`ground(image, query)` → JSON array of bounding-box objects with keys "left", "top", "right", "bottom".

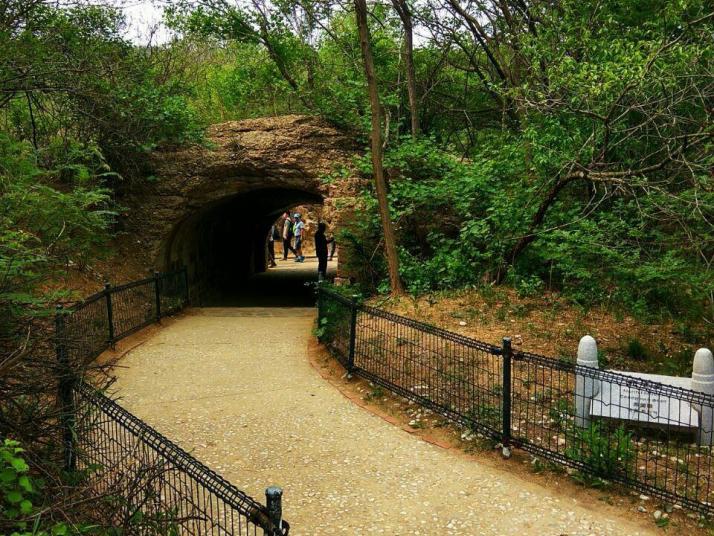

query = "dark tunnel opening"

[{"left": 161, "top": 187, "right": 333, "bottom": 307}]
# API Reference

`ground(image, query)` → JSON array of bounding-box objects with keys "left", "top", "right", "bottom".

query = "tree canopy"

[
  {"left": 1, "top": 2, "right": 711, "bottom": 530},
  {"left": 1, "top": 0, "right": 713, "bottom": 324}
]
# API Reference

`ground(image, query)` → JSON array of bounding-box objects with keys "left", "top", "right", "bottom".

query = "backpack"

[
  {"left": 272, "top": 226, "right": 280, "bottom": 240},
  {"left": 285, "top": 218, "right": 294, "bottom": 239}
]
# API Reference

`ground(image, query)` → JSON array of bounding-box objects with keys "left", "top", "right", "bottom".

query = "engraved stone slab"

[{"left": 590, "top": 371, "right": 699, "bottom": 429}]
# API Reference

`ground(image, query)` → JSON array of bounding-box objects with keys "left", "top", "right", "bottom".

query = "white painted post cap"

[
  {"left": 692, "top": 348, "right": 714, "bottom": 446},
  {"left": 577, "top": 335, "right": 598, "bottom": 368},
  {"left": 693, "top": 348, "right": 714, "bottom": 376}
]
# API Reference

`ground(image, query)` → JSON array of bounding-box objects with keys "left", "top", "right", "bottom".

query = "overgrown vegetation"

[
  {"left": 566, "top": 422, "right": 635, "bottom": 481},
  {"left": 159, "top": 0, "right": 713, "bottom": 329},
  {"left": 0, "top": 439, "right": 93, "bottom": 535},
  {"left": 0, "top": 2, "right": 204, "bottom": 532},
  {"left": 1, "top": 0, "right": 712, "bottom": 530}
]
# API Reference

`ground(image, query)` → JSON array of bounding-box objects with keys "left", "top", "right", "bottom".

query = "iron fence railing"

[
  {"left": 61, "top": 269, "right": 189, "bottom": 364},
  {"left": 55, "top": 268, "right": 289, "bottom": 535},
  {"left": 73, "top": 382, "right": 285, "bottom": 535},
  {"left": 317, "top": 286, "right": 714, "bottom": 515}
]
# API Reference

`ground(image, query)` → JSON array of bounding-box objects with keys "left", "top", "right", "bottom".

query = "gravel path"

[{"left": 112, "top": 307, "right": 656, "bottom": 535}]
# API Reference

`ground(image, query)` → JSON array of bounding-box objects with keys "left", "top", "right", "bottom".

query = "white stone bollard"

[
  {"left": 691, "top": 348, "right": 714, "bottom": 446},
  {"left": 575, "top": 335, "right": 599, "bottom": 428}
]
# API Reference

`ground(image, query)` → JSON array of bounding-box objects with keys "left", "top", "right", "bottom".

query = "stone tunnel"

[{"left": 121, "top": 115, "right": 359, "bottom": 304}]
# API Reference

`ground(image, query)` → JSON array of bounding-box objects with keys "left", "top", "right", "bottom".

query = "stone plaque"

[{"left": 590, "top": 371, "right": 699, "bottom": 429}]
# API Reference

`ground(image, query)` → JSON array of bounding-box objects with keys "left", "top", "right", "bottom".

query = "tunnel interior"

[{"left": 162, "top": 187, "right": 327, "bottom": 306}]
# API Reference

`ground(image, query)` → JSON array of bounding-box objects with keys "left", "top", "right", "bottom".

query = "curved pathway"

[{"left": 113, "top": 305, "right": 656, "bottom": 535}]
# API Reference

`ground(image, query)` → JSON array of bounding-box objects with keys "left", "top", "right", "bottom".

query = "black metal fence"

[
  {"left": 56, "top": 268, "right": 288, "bottom": 535},
  {"left": 317, "top": 286, "right": 714, "bottom": 515},
  {"left": 60, "top": 269, "right": 189, "bottom": 365}
]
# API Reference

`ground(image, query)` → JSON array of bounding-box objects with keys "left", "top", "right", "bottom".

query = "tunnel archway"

[
  {"left": 162, "top": 187, "right": 324, "bottom": 305},
  {"left": 119, "top": 115, "right": 359, "bottom": 304}
]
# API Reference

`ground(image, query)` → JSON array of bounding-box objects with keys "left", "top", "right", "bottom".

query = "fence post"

[
  {"left": 154, "top": 271, "right": 162, "bottom": 321},
  {"left": 501, "top": 337, "right": 512, "bottom": 458},
  {"left": 264, "top": 486, "right": 283, "bottom": 535},
  {"left": 104, "top": 283, "right": 115, "bottom": 346},
  {"left": 316, "top": 286, "right": 323, "bottom": 329},
  {"left": 575, "top": 335, "right": 599, "bottom": 428},
  {"left": 692, "top": 348, "right": 714, "bottom": 446},
  {"left": 55, "top": 305, "right": 76, "bottom": 472},
  {"left": 347, "top": 298, "right": 358, "bottom": 374}
]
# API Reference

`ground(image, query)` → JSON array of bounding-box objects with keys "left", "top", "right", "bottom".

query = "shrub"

[
  {"left": 625, "top": 338, "right": 650, "bottom": 361},
  {"left": 566, "top": 422, "right": 635, "bottom": 479},
  {"left": 0, "top": 439, "right": 77, "bottom": 536}
]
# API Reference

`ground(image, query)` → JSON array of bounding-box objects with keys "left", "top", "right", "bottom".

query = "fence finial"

[
  {"left": 692, "top": 348, "right": 714, "bottom": 446},
  {"left": 575, "top": 335, "right": 599, "bottom": 428},
  {"left": 264, "top": 486, "right": 283, "bottom": 535}
]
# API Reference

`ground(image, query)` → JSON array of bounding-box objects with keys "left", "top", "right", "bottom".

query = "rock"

[
  {"left": 637, "top": 506, "right": 647, "bottom": 513},
  {"left": 653, "top": 510, "right": 662, "bottom": 520},
  {"left": 458, "top": 321, "right": 467, "bottom": 326}
]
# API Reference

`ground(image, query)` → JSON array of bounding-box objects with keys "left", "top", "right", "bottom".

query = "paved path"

[{"left": 113, "top": 304, "right": 656, "bottom": 535}]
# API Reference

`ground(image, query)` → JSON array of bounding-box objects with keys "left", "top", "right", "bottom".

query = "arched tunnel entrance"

[{"left": 161, "top": 187, "right": 332, "bottom": 306}]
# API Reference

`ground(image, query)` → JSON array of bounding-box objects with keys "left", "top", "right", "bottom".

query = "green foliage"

[
  {"left": 0, "top": 134, "right": 113, "bottom": 515},
  {"left": 313, "top": 316, "right": 329, "bottom": 339},
  {"left": 1, "top": 440, "right": 33, "bottom": 523},
  {"left": 364, "top": 385, "right": 385, "bottom": 402},
  {"left": 1, "top": 2, "right": 204, "bottom": 178},
  {"left": 347, "top": 128, "right": 712, "bottom": 322},
  {"left": 625, "top": 339, "right": 651, "bottom": 361},
  {"left": 316, "top": 287, "right": 357, "bottom": 345},
  {"left": 161, "top": 0, "right": 713, "bottom": 326},
  {"left": 0, "top": 439, "right": 82, "bottom": 536},
  {"left": 0, "top": 0, "right": 710, "bottom": 526},
  {"left": 566, "top": 423, "right": 635, "bottom": 479},
  {"left": 0, "top": 135, "right": 113, "bottom": 317}
]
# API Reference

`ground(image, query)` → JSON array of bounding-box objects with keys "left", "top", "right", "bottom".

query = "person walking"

[
  {"left": 314, "top": 222, "right": 334, "bottom": 281},
  {"left": 282, "top": 211, "right": 297, "bottom": 260},
  {"left": 293, "top": 213, "right": 305, "bottom": 262},
  {"left": 267, "top": 224, "right": 277, "bottom": 267}
]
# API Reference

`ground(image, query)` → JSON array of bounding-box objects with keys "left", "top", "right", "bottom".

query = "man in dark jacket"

[{"left": 314, "top": 222, "right": 334, "bottom": 281}]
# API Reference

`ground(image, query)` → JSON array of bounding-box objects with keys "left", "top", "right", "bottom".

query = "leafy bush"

[
  {"left": 0, "top": 135, "right": 113, "bottom": 315},
  {"left": 0, "top": 439, "right": 78, "bottom": 536},
  {"left": 316, "top": 286, "right": 358, "bottom": 346},
  {"left": 625, "top": 339, "right": 651, "bottom": 361},
  {"left": 348, "top": 136, "right": 712, "bottom": 324},
  {"left": 566, "top": 422, "right": 635, "bottom": 479},
  {"left": 1, "top": 440, "right": 34, "bottom": 525}
]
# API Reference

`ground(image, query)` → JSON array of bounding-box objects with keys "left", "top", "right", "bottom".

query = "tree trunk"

[
  {"left": 391, "top": 0, "right": 419, "bottom": 138},
  {"left": 354, "top": 0, "right": 404, "bottom": 294},
  {"left": 496, "top": 175, "right": 579, "bottom": 283}
]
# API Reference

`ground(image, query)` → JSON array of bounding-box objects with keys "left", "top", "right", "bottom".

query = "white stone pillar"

[
  {"left": 575, "top": 335, "right": 599, "bottom": 428},
  {"left": 691, "top": 348, "right": 714, "bottom": 446}
]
